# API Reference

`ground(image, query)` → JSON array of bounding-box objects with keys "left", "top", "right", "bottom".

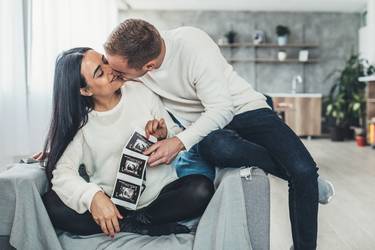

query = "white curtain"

[
  {"left": 0, "top": 0, "right": 30, "bottom": 166},
  {"left": 28, "top": 0, "right": 119, "bottom": 151},
  {"left": 0, "top": 0, "right": 118, "bottom": 166}
]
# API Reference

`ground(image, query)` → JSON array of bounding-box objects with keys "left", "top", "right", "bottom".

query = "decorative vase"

[
  {"left": 277, "top": 35, "right": 288, "bottom": 46},
  {"left": 278, "top": 51, "right": 287, "bottom": 61},
  {"left": 253, "top": 30, "right": 265, "bottom": 45}
]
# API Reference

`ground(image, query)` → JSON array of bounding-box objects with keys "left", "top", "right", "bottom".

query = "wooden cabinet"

[
  {"left": 363, "top": 77, "right": 375, "bottom": 145},
  {"left": 270, "top": 94, "right": 322, "bottom": 136}
]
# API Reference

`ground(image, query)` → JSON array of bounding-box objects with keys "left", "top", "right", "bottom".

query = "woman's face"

[{"left": 80, "top": 50, "right": 124, "bottom": 98}]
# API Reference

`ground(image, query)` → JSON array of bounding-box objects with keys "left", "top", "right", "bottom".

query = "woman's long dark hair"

[{"left": 43, "top": 47, "right": 94, "bottom": 188}]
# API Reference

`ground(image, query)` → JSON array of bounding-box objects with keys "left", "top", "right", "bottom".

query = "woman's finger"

[
  {"left": 105, "top": 219, "right": 115, "bottom": 237},
  {"left": 111, "top": 216, "right": 120, "bottom": 233},
  {"left": 99, "top": 219, "right": 109, "bottom": 235},
  {"left": 114, "top": 206, "right": 123, "bottom": 219},
  {"left": 32, "top": 152, "right": 42, "bottom": 160}
]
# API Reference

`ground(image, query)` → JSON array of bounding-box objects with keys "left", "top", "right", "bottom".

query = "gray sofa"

[{"left": 0, "top": 163, "right": 270, "bottom": 250}]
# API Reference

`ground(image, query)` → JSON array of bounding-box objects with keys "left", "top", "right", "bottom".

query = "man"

[{"left": 104, "top": 19, "right": 332, "bottom": 250}]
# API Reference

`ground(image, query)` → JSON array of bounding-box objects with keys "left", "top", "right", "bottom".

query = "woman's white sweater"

[{"left": 51, "top": 83, "right": 179, "bottom": 214}]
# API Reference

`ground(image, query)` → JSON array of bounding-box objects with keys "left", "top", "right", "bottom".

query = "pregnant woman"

[{"left": 41, "top": 47, "right": 214, "bottom": 238}]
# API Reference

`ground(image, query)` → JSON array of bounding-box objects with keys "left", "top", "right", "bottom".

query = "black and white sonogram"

[
  {"left": 125, "top": 131, "right": 154, "bottom": 154},
  {"left": 119, "top": 154, "right": 146, "bottom": 179},
  {"left": 113, "top": 180, "right": 140, "bottom": 204}
]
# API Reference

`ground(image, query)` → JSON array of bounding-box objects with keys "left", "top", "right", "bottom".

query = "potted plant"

[
  {"left": 276, "top": 25, "right": 290, "bottom": 45},
  {"left": 325, "top": 55, "right": 375, "bottom": 142},
  {"left": 225, "top": 30, "right": 237, "bottom": 44},
  {"left": 351, "top": 126, "right": 367, "bottom": 147},
  {"left": 326, "top": 93, "right": 347, "bottom": 141}
]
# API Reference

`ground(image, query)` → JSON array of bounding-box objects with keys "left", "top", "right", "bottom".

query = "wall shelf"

[
  {"left": 227, "top": 58, "right": 319, "bottom": 64},
  {"left": 219, "top": 42, "right": 320, "bottom": 64},
  {"left": 218, "top": 43, "right": 319, "bottom": 48}
]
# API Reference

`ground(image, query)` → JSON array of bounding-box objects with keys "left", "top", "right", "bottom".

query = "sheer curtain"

[
  {"left": 29, "top": 0, "right": 119, "bottom": 155},
  {"left": 0, "top": 0, "right": 118, "bottom": 166},
  {"left": 0, "top": 0, "right": 30, "bottom": 166}
]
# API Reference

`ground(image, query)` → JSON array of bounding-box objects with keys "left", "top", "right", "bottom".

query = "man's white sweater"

[
  {"left": 140, "top": 27, "right": 270, "bottom": 151},
  {"left": 51, "top": 83, "right": 178, "bottom": 214}
]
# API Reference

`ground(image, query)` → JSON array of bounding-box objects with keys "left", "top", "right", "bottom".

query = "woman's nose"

[{"left": 103, "top": 64, "right": 114, "bottom": 75}]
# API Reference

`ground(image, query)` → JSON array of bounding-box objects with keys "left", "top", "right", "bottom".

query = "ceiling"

[{"left": 121, "top": 0, "right": 368, "bottom": 12}]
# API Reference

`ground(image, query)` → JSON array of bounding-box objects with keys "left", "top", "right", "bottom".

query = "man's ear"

[
  {"left": 143, "top": 61, "right": 156, "bottom": 71},
  {"left": 80, "top": 87, "right": 93, "bottom": 97}
]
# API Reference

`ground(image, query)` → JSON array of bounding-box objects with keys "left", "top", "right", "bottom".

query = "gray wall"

[{"left": 119, "top": 10, "right": 360, "bottom": 96}]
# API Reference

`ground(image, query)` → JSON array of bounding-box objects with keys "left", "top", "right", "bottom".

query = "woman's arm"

[
  {"left": 51, "top": 131, "right": 103, "bottom": 214},
  {"left": 51, "top": 130, "right": 123, "bottom": 237}
]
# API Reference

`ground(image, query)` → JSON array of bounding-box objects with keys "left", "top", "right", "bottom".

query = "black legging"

[{"left": 42, "top": 174, "right": 214, "bottom": 236}]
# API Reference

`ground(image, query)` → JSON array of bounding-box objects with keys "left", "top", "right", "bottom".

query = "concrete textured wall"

[{"left": 118, "top": 10, "right": 360, "bottom": 96}]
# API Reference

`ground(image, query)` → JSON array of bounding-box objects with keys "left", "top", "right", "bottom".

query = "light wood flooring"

[{"left": 270, "top": 139, "right": 375, "bottom": 250}]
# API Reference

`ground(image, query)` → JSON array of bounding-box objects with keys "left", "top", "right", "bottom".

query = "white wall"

[
  {"left": 360, "top": 0, "right": 375, "bottom": 63},
  {"left": 368, "top": 0, "right": 375, "bottom": 64}
]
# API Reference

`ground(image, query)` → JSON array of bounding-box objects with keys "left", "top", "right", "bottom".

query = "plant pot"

[
  {"left": 355, "top": 135, "right": 366, "bottom": 147},
  {"left": 330, "top": 126, "right": 346, "bottom": 141},
  {"left": 278, "top": 51, "right": 287, "bottom": 61},
  {"left": 277, "top": 36, "right": 288, "bottom": 46}
]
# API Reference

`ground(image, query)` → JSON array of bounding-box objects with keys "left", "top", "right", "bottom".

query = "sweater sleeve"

[
  {"left": 51, "top": 131, "right": 103, "bottom": 214},
  {"left": 175, "top": 27, "right": 235, "bottom": 150},
  {"left": 150, "top": 90, "right": 183, "bottom": 138}
]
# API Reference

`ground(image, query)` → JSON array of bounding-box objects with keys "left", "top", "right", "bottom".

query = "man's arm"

[{"left": 146, "top": 27, "right": 235, "bottom": 165}]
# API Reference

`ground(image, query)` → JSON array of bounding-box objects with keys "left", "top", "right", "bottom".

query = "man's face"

[{"left": 105, "top": 53, "right": 148, "bottom": 80}]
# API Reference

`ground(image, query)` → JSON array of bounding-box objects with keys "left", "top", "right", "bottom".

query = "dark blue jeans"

[{"left": 197, "top": 108, "right": 318, "bottom": 250}]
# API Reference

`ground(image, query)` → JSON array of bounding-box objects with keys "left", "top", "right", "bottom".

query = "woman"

[{"left": 41, "top": 47, "right": 214, "bottom": 238}]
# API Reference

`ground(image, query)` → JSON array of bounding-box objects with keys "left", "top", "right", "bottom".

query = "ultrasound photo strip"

[{"left": 111, "top": 128, "right": 157, "bottom": 210}]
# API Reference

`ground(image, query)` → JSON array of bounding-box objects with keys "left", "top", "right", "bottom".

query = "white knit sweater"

[
  {"left": 140, "top": 27, "right": 270, "bottom": 151},
  {"left": 51, "top": 83, "right": 179, "bottom": 214}
]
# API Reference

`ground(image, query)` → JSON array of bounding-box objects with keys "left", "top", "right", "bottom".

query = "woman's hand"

[
  {"left": 145, "top": 118, "right": 168, "bottom": 140},
  {"left": 32, "top": 151, "right": 48, "bottom": 161},
  {"left": 90, "top": 191, "right": 123, "bottom": 238}
]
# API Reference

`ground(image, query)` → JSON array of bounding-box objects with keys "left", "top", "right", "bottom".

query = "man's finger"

[
  {"left": 150, "top": 157, "right": 167, "bottom": 167},
  {"left": 159, "top": 118, "right": 166, "bottom": 128},
  {"left": 148, "top": 151, "right": 165, "bottom": 166},
  {"left": 144, "top": 142, "right": 160, "bottom": 155},
  {"left": 152, "top": 120, "right": 159, "bottom": 132},
  {"left": 145, "top": 121, "right": 150, "bottom": 138}
]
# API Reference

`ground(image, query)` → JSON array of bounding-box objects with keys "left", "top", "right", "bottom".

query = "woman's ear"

[{"left": 80, "top": 87, "right": 93, "bottom": 97}]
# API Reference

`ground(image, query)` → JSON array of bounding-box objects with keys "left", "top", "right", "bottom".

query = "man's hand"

[
  {"left": 144, "top": 137, "right": 185, "bottom": 167},
  {"left": 145, "top": 118, "right": 167, "bottom": 140},
  {"left": 90, "top": 191, "right": 123, "bottom": 238}
]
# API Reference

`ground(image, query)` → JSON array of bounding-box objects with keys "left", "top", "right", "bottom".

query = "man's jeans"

[
  {"left": 173, "top": 145, "right": 216, "bottom": 181},
  {"left": 193, "top": 108, "right": 319, "bottom": 250}
]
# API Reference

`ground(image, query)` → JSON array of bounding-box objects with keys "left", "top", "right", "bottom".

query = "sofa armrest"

[
  {"left": 0, "top": 163, "right": 48, "bottom": 235},
  {"left": 214, "top": 167, "right": 270, "bottom": 250},
  {"left": 1, "top": 163, "right": 48, "bottom": 195}
]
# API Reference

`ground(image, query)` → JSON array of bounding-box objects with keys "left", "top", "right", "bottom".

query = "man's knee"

[
  {"left": 291, "top": 165, "right": 318, "bottom": 183},
  {"left": 198, "top": 129, "right": 239, "bottom": 164}
]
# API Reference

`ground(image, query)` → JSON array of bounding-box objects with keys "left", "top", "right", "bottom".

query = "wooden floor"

[{"left": 270, "top": 139, "right": 375, "bottom": 250}]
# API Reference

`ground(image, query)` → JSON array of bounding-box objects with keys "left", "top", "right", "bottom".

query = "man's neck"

[{"left": 154, "top": 39, "right": 166, "bottom": 70}]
